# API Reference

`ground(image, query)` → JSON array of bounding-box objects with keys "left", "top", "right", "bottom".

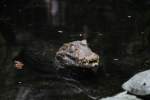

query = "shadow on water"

[
  {"left": 1, "top": 32, "right": 150, "bottom": 100},
  {"left": 0, "top": 51, "right": 125, "bottom": 100},
  {"left": 12, "top": 74, "right": 124, "bottom": 100},
  {"left": 1, "top": 28, "right": 150, "bottom": 100}
]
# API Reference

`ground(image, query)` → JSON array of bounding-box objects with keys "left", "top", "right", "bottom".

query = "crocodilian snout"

[{"left": 78, "top": 53, "right": 100, "bottom": 72}]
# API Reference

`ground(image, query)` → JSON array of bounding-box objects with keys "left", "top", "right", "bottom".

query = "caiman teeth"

[{"left": 78, "top": 58, "right": 99, "bottom": 67}]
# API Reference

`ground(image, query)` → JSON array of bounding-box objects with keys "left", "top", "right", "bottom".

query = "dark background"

[
  {"left": 1, "top": 0, "right": 150, "bottom": 100},
  {"left": 0, "top": 0, "right": 150, "bottom": 42}
]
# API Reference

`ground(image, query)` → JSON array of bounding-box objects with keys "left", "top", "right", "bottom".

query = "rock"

[
  {"left": 100, "top": 91, "right": 142, "bottom": 100},
  {"left": 122, "top": 69, "right": 150, "bottom": 96}
]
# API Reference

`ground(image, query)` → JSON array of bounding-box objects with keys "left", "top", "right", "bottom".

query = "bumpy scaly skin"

[{"left": 55, "top": 40, "right": 99, "bottom": 70}]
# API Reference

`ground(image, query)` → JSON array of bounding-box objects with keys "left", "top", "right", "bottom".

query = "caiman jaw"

[{"left": 78, "top": 53, "right": 99, "bottom": 69}]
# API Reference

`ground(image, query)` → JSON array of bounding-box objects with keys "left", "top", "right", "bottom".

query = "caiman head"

[{"left": 55, "top": 40, "right": 100, "bottom": 72}]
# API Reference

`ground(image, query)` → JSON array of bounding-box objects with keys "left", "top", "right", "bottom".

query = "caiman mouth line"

[
  {"left": 63, "top": 53, "right": 99, "bottom": 68},
  {"left": 79, "top": 59, "right": 99, "bottom": 64}
]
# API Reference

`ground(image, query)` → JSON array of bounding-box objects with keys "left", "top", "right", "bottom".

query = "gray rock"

[
  {"left": 100, "top": 91, "right": 142, "bottom": 100},
  {"left": 122, "top": 69, "right": 150, "bottom": 96}
]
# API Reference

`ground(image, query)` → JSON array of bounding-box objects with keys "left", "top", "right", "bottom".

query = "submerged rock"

[
  {"left": 15, "top": 86, "right": 32, "bottom": 100},
  {"left": 122, "top": 69, "right": 150, "bottom": 96},
  {"left": 100, "top": 91, "right": 142, "bottom": 100},
  {"left": 14, "top": 79, "right": 91, "bottom": 100}
]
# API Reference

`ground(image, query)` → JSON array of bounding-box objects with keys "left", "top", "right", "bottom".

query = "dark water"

[
  {"left": 1, "top": 40, "right": 149, "bottom": 100},
  {"left": 0, "top": 43, "right": 124, "bottom": 100},
  {"left": 1, "top": 0, "right": 150, "bottom": 100}
]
